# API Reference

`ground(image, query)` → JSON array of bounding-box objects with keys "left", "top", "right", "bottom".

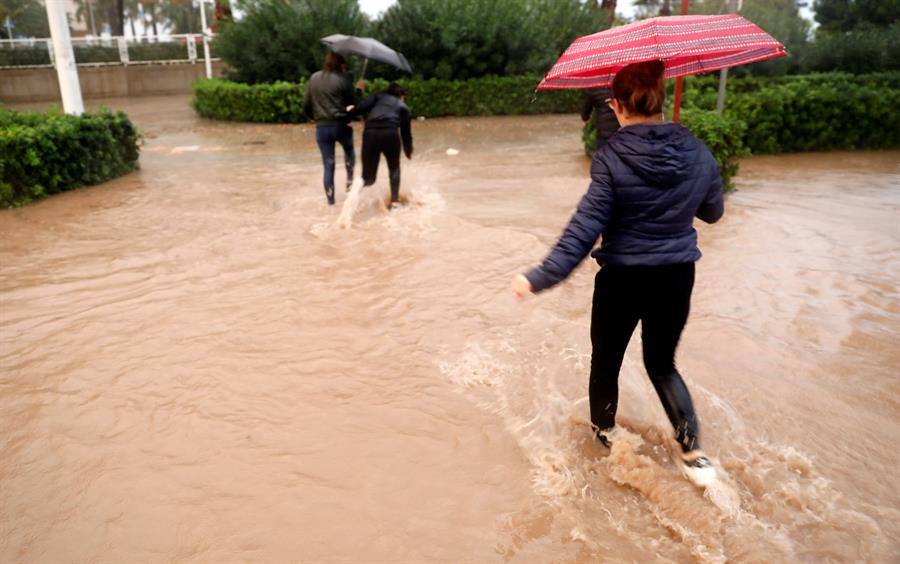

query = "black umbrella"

[{"left": 320, "top": 34, "right": 413, "bottom": 77}]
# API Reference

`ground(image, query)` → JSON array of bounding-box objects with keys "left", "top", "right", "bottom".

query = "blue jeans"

[{"left": 315, "top": 123, "right": 355, "bottom": 203}]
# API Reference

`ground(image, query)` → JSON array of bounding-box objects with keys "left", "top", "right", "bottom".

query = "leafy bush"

[
  {"left": 681, "top": 71, "right": 900, "bottom": 103},
  {"left": 214, "top": 0, "right": 366, "bottom": 84},
  {"left": 0, "top": 45, "right": 51, "bottom": 66},
  {"left": 191, "top": 79, "right": 307, "bottom": 123},
  {"left": 673, "top": 72, "right": 900, "bottom": 154},
  {"left": 374, "top": 0, "right": 607, "bottom": 80},
  {"left": 0, "top": 109, "right": 140, "bottom": 208},
  {"left": 581, "top": 109, "right": 747, "bottom": 192},
  {"left": 679, "top": 109, "right": 748, "bottom": 191},
  {"left": 194, "top": 71, "right": 899, "bottom": 181},
  {"left": 192, "top": 75, "right": 581, "bottom": 122},
  {"left": 722, "top": 79, "right": 900, "bottom": 153},
  {"left": 369, "top": 76, "right": 582, "bottom": 117}
]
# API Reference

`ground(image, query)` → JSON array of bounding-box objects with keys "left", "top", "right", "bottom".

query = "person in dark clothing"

[
  {"left": 581, "top": 87, "right": 620, "bottom": 151},
  {"left": 303, "top": 52, "right": 362, "bottom": 205},
  {"left": 350, "top": 83, "right": 413, "bottom": 209},
  {"left": 511, "top": 60, "right": 724, "bottom": 487}
]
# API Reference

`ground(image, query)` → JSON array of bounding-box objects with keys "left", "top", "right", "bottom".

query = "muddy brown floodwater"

[{"left": 1, "top": 95, "right": 898, "bottom": 563}]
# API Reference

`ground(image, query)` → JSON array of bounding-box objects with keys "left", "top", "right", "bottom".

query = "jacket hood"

[{"left": 606, "top": 123, "right": 700, "bottom": 187}]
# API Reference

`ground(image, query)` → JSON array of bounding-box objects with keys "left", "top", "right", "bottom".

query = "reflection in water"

[{"left": 1, "top": 96, "right": 898, "bottom": 562}]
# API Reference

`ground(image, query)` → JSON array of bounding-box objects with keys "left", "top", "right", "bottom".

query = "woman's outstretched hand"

[{"left": 511, "top": 274, "right": 533, "bottom": 301}]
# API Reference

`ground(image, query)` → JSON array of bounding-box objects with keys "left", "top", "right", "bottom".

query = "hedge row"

[
  {"left": 191, "top": 79, "right": 306, "bottom": 123},
  {"left": 191, "top": 75, "right": 582, "bottom": 122},
  {"left": 0, "top": 41, "right": 217, "bottom": 67},
  {"left": 0, "top": 109, "right": 141, "bottom": 208},
  {"left": 720, "top": 80, "right": 900, "bottom": 153},
  {"left": 193, "top": 73, "right": 899, "bottom": 151},
  {"left": 192, "top": 72, "right": 900, "bottom": 192}
]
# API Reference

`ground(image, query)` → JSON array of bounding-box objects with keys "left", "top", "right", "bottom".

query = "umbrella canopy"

[
  {"left": 321, "top": 34, "right": 412, "bottom": 73},
  {"left": 538, "top": 14, "right": 785, "bottom": 90}
]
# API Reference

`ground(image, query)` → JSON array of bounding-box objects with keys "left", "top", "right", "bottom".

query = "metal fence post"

[
  {"left": 117, "top": 36, "right": 129, "bottom": 64},
  {"left": 199, "top": 0, "right": 212, "bottom": 79},
  {"left": 187, "top": 35, "right": 197, "bottom": 62}
]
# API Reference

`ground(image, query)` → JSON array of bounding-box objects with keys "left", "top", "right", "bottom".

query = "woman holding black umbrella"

[{"left": 302, "top": 52, "right": 363, "bottom": 205}]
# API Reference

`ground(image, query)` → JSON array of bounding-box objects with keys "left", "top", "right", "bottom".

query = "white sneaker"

[
  {"left": 680, "top": 452, "right": 717, "bottom": 487},
  {"left": 592, "top": 426, "right": 616, "bottom": 448}
]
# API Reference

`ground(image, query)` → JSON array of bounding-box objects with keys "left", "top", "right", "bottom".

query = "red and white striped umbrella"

[{"left": 537, "top": 14, "right": 786, "bottom": 90}]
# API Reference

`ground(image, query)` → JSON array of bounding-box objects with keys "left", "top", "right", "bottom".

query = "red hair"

[{"left": 612, "top": 60, "right": 665, "bottom": 116}]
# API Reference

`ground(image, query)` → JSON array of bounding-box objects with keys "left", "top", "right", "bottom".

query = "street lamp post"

[
  {"left": 45, "top": 0, "right": 84, "bottom": 115},
  {"left": 198, "top": 0, "right": 212, "bottom": 79}
]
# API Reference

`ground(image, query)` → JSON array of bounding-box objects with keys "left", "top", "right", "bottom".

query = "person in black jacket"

[
  {"left": 581, "top": 87, "right": 620, "bottom": 151},
  {"left": 303, "top": 52, "right": 362, "bottom": 205},
  {"left": 349, "top": 83, "right": 413, "bottom": 209},
  {"left": 511, "top": 60, "right": 724, "bottom": 487}
]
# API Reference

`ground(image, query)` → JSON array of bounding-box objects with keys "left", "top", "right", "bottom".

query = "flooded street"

[{"left": 2, "top": 96, "right": 898, "bottom": 562}]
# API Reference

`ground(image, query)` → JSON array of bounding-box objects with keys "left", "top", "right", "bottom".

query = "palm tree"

[{"left": 73, "top": 0, "right": 123, "bottom": 35}]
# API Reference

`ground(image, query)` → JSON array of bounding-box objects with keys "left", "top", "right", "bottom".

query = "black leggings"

[
  {"left": 590, "top": 262, "right": 701, "bottom": 452},
  {"left": 361, "top": 128, "right": 401, "bottom": 202}
]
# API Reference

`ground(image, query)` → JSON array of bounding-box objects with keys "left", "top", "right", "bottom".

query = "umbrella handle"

[{"left": 361, "top": 58, "right": 368, "bottom": 81}]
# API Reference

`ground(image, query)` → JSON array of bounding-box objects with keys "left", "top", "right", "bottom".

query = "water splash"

[{"left": 336, "top": 177, "right": 366, "bottom": 229}]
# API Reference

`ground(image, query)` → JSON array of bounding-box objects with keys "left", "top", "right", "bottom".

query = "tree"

[
  {"left": 214, "top": 0, "right": 366, "bottom": 83},
  {"left": 375, "top": 0, "right": 606, "bottom": 80},
  {"left": 813, "top": 0, "right": 900, "bottom": 33},
  {"left": 689, "top": 0, "right": 810, "bottom": 74},
  {"left": 0, "top": 0, "right": 49, "bottom": 38}
]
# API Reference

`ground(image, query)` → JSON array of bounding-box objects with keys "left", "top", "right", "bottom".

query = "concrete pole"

[
  {"left": 716, "top": 0, "right": 740, "bottom": 114},
  {"left": 46, "top": 0, "right": 84, "bottom": 115},
  {"left": 198, "top": 0, "right": 212, "bottom": 79}
]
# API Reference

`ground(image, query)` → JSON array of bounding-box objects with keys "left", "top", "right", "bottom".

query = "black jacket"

[
  {"left": 303, "top": 70, "right": 358, "bottom": 125},
  {"left": 581, "top": 88, "right": 620, "bottom": 140},
  {"left": 354, "top": 92, "right": 413, "bottom": 158},
  {"left": 525, "top": 123, "right": 724, "bottom": 293}
]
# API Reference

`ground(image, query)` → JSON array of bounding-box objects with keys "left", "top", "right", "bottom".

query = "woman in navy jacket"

[{"left": 512, "top": 60, "right": 724, "bottom": 486}]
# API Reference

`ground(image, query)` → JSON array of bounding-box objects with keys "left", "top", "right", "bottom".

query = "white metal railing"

[{"left": 0, "top": 33, "right": 218, "bottom": 69}]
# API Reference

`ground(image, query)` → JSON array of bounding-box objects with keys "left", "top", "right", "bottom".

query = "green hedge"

[
  {"left": 721, "top": 80, "right": 900, "bottom": 153},
  {"left": 582, "top": 109, "right": 747, "bottom": 192},
  {"left": 369, "top": 76, "right": 582, "bottom": 117},
  {"left": 669, "top": 72, "right": 900, "bottom": 154},
  {"left": 191, "top": 75, "right": 581, "bottom": 122},
  {"left": 191, "top": 79, "right": 307, "bottom": 123},
  {"left": 0, "top": 41, "right": 217, "bottom": 67},
  {"left": 680, "top": 109, "right": 748, "bottom": 191},
  {"left": 193, "top": 72, "right": 899, "bottom": 186},
  {"left": 0, "top": 109, "right": 141, "bottom": 208}
]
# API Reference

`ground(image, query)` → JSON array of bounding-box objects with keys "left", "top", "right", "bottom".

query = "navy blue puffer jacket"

[{"left": 525, "top": 122, "right": 724, "bottom": 293}]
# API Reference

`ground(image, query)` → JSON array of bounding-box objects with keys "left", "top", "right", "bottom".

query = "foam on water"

[
  {"left": 437, "top": 332, "right": 892, "bottom": 561},
  {"left": 336, "top": 178, "right": 366, "bottom": 229}
]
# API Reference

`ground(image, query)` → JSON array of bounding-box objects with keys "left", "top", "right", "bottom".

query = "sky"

[{"left": 358, "top": 0, "right": 816, "bottom": 22}]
